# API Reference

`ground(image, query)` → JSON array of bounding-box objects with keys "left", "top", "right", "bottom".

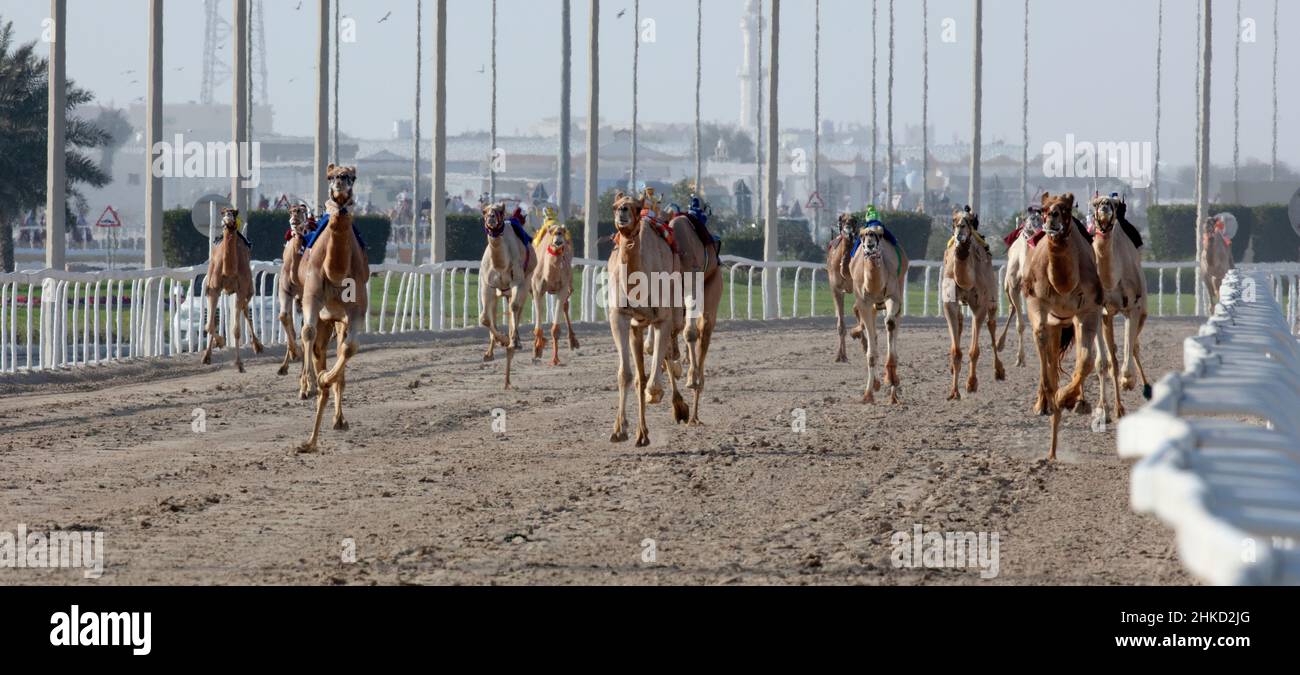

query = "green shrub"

[
  {"left": 162, "top": 209, "right": 208, "bottom": 268},
  {"left": 163, "top": 208, "right": 393, "bottom": 267},
  {"left": 1147, "top": 204, "right": 1254, "bottom": 262},
  {"left": 1250, "top": 205, "right": 1300, "bottom": 263},
  {"left": 719, "top": 219, "right": 820, "bottom": 262}
]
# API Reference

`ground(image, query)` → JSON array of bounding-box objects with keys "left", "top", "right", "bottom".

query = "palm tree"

[
  {"left": 969, "top": 0, "right": 982, "bottom": 213},
  {"left": 885, "top": 0, "right": 894, "bottom": 208},
  {"left": 558, "top": 0, "right": 572, "bottom": 216},
  {"left": 0, "top": 18, "right": 111, "bottom": 272},
  {"left": 1154, "top": 0, "right": 1162, "bottom": 205},
  {"left": 583, "top": 0, "right": 599, "bottom": 259}
]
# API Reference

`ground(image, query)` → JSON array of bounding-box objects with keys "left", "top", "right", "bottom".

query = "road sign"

[
  {"left": 805, "top": 192, "right": 825, "bottom": 210},
  {"left": 95, "top": 206, "right": 121, "bottom": 228}
]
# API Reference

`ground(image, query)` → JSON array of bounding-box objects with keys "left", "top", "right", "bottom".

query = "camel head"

[
  {"left": 612, "top": 191, "right": 644, "bottom": 238},
  {"left": 326, "top": 164, "right": 357, "bottom": 205},
  {"left": 288, "top": 204, "right": 310, "bottom": 237},
  {"left": 546, "top": 223, "right": 570, "bottom": 255},
  {"left": 221, "top": 208, "right": 239, "bottom": 231},
  {"left": 837, "top": 213, "right": 860, "bottom": 237},
  {"left": 1022, "top": 206, "right": 1045, "bottom": 237},
  {"left": 951, "top": 206, "right": 979, "bottom": 247},
  {"left": 1041, "top": 192, "right": 1076, "bottom": 241},
  {"left": 859, "top": 222, "right": 887, "bottom": 261},
  {"left": 482, "top": 202, "right": 507, "bottom": 238},
  {"left": 1090, "top": 193, "right": 1119, "bottom": 235}
]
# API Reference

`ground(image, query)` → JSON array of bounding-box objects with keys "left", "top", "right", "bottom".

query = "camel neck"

[
  {"left": 1092, "top": 230, "right": 1119, "bottom": 291},
  {"left": 1046, "top": 236, "right": 1079, "bottom": 296}
]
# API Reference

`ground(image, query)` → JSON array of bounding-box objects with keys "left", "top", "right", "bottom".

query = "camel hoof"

[
  {"left": 333, "top": 419, "right": 349, "bottom": 431},
  {"left": 672, "top": 397, "right": 690, "bottom": 424},
  {"left": 550, "top": 357, "right": 561, "bottom": 367},
  {"left": 966, "top": 379, "right": 978, "bottom": 394},
  {"left": 1121, "top": 376, "right": 1136, "bottom": 392},
  {"left": 688, "top": 417, "right": 704, "bottom": 427},
  {"left": 296, "top": 441, "right": 319, "bottom": 454},
  {"left": 994, "top": 364, "right": 1006, "bottom": 381},
  {"left": 277, "top": 365, "right": 289, "bottom": 376},
  {"left": 569, "top": 337, "right": 580, "bottom": 350},
  {"left": 483, "top": 352, "right": 495, "bottom": 362},
  {"left": 646, "top": 388, "right": 664, "bottom": 405},
  {"left": 610, "top": 430, "right": 628, "bottom": 443},
  {"left": 947, "top": 390, "right": 961, "bottom": 402},
  {"left": 1073, "top": 399, "right": 1092, "bottom": 415},
  {"left": 834, "top": 353, "right": 848, "bottom": 364},
  {"left": 202, "top": 353, "right": 212, "bottom": 365},
  {"left": 889, "top": 392, "right": 902, "bottom": 405},
  {"left": 635, "top": 432, "right": 651, "bottom": 448},
  {"left": 252, "top": 341, "right": 264, "bottom": 354},
  {"left": 872, "top": 378, "right": 882, "bottom": 392},
  {"left": 212, "top": 336, "right": 226, "bottom": 349},
  {"left": 236, "top": 362, "right": 245, "bottom": 374},
  {"left": 1015, "top": 355, "right": 1025, "bottom": 368}
]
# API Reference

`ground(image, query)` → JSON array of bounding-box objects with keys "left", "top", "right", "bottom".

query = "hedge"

[
  {"left": 163, "top": 209, "right": 393, "bottom": 268},
  {"left": 719, "top": 219, "right": 823, "bottom": 262},
  {"left": 1250, "top": 205, "right": 1300, "bottom": 263},
  {"left": 1147, "top": 204, "right": 1255, "bottom": 262}
]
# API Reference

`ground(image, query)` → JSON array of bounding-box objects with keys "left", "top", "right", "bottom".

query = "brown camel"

[
  {"left": 607, "top": 191, "right": 690, "bottom": 447},
  {"left": 667, "top": 197, "right": 723, "bottom": 425},
  {"left": 530, "top": 209, "right": 579, "bottom": 366},
  {"left": 941, "top": 207, "right": 1005, "bottom": 400},
  {"left": 847, "top": 220, "right": 909, "bottom": 404},
  {"left": 996, "top": 207, "right": 1044, "bottom": 367},
  {"left": 479, "top": 203, "right": 536, "bottom": 389},
  {"left": 298, "top": 164, "right": 369, "bottom": 452},
  {"left": 276, "top": 204, "right": 311, "bottom": 376},
  {"left": 202, "top": 208, "right": 263, "bottom": 371},
  {"left": 1200, "top": 216, "right": 1234, "bottom": 310},
  {"left": 1021, "top": 192, "right": 1107, "bottom": 460},
  {"left": 826, "top": 213, "right": 859, "bottom": 363},
  {"left": 1089, "top": 194, "right": 1151, "bottom": 427}
]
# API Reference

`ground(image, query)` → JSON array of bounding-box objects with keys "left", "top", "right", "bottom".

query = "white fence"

[
  {"left": 3, "top": 257, "right": 1299, "bottom": 375},
  {"left": 1117, "top": 269, "right": 1300, "bottom": 585}
]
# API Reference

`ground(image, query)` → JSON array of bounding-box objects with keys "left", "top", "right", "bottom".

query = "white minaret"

[{"left": 739, "top": 0, "right": 762, "bottom": 130}]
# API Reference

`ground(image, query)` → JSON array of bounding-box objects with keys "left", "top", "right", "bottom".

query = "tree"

[
  {"left": 0, "top": 18, "right": 111, "bottom": 271},
  {"left": 92, "top": 107, "right": 133, "bottom": 179}
]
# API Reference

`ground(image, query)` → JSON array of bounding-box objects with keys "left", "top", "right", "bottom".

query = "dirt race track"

[{"left": 0, "top": 316, "right": 1198, "bottom": 586}]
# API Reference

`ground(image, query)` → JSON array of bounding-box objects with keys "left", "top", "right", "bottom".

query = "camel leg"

[
  {"left": 995, "top": 284, "right": 1017, "bottom": 356},
  {"left": 987, "top": 311, "right": 1005, "bottom": 381},
  {"left": 1121, "top": 309, "right": 1151, "bottom": 397},
  {"left": 861, "top": 302, "right": 880, "bottom": 404},
  {"left": 1058, "top": 314, "right": 1099, "bottom": 415},
  {"left": 943, "top": 302, "right": 963, "bottom": 401},
  {"left": 243, "top": 302, "right": 264, "bottom": 355},
  {"left": 1102, "top": 311, "right": 1124, "bottom": 422},
  {"left": 643, "top": 320, "right": 668, "bottom": 406},
  {"left": 549, "top": 308, "right": 562, "bottom": 367},
  {"left": 965, "top": 307, "right": 982, "bottom": 394},
  {"left": 320, "top": 321, "right": 356, "bottom": 431},
  {"left": 277, "top": 292, "right": 299, "bottom": 376},
  {"left": 667, "top": 338, "right": 690, "bottom": 425},
  {"left": 631, "top": 325, "right": 651, "bottom": 447},
  {"left": 201, "top": 288, "right": 221, "bottom": 365},
  {"left": 832, "top": 290, "right": 849, "bottom": 363},
  {"left": 504, "top": 286, "right": 526, "bottom": 389},
  {"left": 884, "top": 297, "right": 902, "bottom": 404},
  {"left": 231, "top": 296, "right": 245, "bottom": 373},
  {"left": 532, "top": 282, "right": 547, "bottom": 361},
  {"left": 609, "top": 314, "right": 632, "bottom": 443},
  {"left": 1093, "top": 320, "right": 1113, "bottom": 429},
  {"left": 1029, "top": 305, "right": 1054, "bottom": 416},
  {"left": 301, "top": 373, "right": 331, "bottom": 454},
  {"left": 688, "top": 314, "right": 714, "bottom": 426},
  {"left": 480, "top": 286, "right": 506, "bottom": 362},
  {"left": 563, "top": 287, "right": 579, "bottom": 350}
]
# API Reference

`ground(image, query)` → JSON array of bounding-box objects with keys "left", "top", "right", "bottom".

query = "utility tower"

[{"left": 202, "top": 0, "right": 268, "bottom": 107}]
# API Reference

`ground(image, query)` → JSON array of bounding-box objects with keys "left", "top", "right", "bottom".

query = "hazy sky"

[{"left": 0, "top": 0, "right": 1293, "bottom": 168}]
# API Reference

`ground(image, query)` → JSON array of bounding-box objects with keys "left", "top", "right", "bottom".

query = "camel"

[
  {"left": 530, "top": 208, "right": 579, "bottom": 366},
  {"left": 1200, "top": 216, "right": 1234, "bottom": 310},
  {"left": 202, "top": 208, "right": 264, "bottom": 371},
  {"left": 667, "top": 195, "right": 723, "bottom": 425},
  {"left": 847, "top": 218, "right": 909, "bottom": 404},
  {"left": 996, "top": 207, "right": 1044, "bottom": 367},
  {"left": 1089, "top": 194, "right": 1152, "bottom": 428},
  {"left": 607, "top": 191, "right": 690, "bottom": 446},
  {"left": 479, "top": 202, "right": 536, "bottom": 389},
  {"left": 297, "top": 164, "right": 370, "bottom": 452},
  {"left": 941, "top": 207, "right": 1005, "bottom": 400},
  {"left": 276, "top": 204, "right": 311, "bottom": 376},
  {"left": 1021, "top": 192, "right": 1109, "bottom": 460},
  {"left": 826, "top": 213, "right": 860, "bottom": 363}
]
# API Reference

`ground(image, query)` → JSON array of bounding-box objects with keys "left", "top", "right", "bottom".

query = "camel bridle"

[{"left": 484, "top": 208, "right": 507, "bottom": 238}]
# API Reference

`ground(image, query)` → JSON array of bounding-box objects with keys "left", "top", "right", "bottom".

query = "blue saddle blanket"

[{"left": 304, "top": 213, "right": 367, "bottom": 250}]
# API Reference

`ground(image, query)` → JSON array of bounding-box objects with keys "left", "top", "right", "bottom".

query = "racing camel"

[
  {"left": 530, "top": 208, "right": 579, "bottom": 366},
  {"left": 276, "top": 204, "right": 311, "bottom": 376},
  {"left": 298, "top": 165, "right": 369, "bottom": 452},
  {"left": 479, "top": 203, "right": 536, "bottom": 389},
  {"left": 1200, "top": 215, "right": 1234, "bottom": 310},
  {"left": 202, "top": 208, "right": 263, "bottom": 371},
  {"left": 996, "top": 207, "right": 1044, "bottom": 367},
  {"left": 941, "top": 207, "right": 1005, "bottom": 400},
  {"left": 847, "top": 214, "right": 909, "bottom": 404},
  {"left": 827, "top": 213, "right": 860, "bottom": 363},
  {"left": 1089, "top": 194, "right": 1151, "bottom": 427},
  {"left": 1021, "top": 193, "right": 1109, "bottom": 460}
]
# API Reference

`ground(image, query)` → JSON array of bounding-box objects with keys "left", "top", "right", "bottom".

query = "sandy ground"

[{"left": 0, "top": 316, "right": 1197, "bottom": 586}]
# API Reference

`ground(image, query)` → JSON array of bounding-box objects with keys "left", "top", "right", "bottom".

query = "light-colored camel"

[
  {"left": 202, "top": 208, "right": 264, "bottom": 372},
  {"left": 941, "top": 207, "right": 1005, "bottom": 400},
  {"left": 530, "top": 209, "right": 579, "bottom": 366},
  {"left": 1200, "top": 216, "right": 1234, "bottom": 310},
  {"left": 276, "top": 204, "right": 310, "bottom": 376},
  {"left": 996, "top": 207, "right": 1044, "bottom": 367},
  {"left": 298, "top": 164, "right": 370, "bottom": 452},
  {"left": 826, "top": 213, "right": 859, "bottom": 363},
  {"left": 847, "top": 220, "right": 909, "bottom": 404},
  {"left": 1021, "top": 192, "right": 1108, "bottom": 460},
  {"left": 479, "top": 202, "right": 536, "bottom": 389},
  {"left": 607, "top": 191, "right": 690, "bottom": 447},
  {"left": 667, "top": 197, "right": 723, "bottom": 426},
  {"left": 1089, "top": 194, "right": 1151, "bottom": 428}
]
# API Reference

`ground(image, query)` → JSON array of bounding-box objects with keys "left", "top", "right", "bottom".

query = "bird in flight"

[
  {"left": 617, "top": 9, "right": 626, "bottom": 19},
  {"left": 378, "top": 11, "right": 391, "bottom": 23},
  {"left": 294, "top": 1, "right": 302, "bottom": 9}
]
